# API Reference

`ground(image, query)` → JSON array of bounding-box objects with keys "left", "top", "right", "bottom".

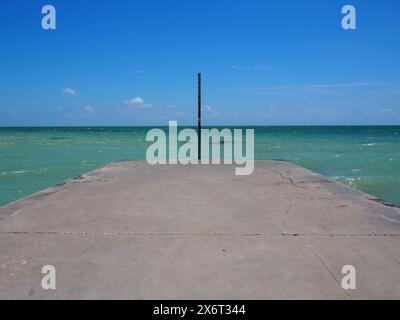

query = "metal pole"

[{"left": 198, "top": 73, "right": 201, "bottom": 161}]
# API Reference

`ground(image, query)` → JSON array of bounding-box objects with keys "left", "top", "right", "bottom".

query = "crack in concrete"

[
  {"left": 281, "top": 197, "right": 293, "bottom": 234},
  {"left": 1, "top": 231, "right": 399, "bottom": 237},
  {"left": 308, "top": 249, "right": 351, "bottom": 299},
  {"left": 276, "top": 232, "right": 400, "bottom": 237},
  {"left": 279, "top": 173, "right": 306, "bottom": 189}
]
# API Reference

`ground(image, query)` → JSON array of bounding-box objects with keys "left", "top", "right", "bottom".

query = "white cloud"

[
  {"left": 84, "top": 105, "right": 95, "bottom": 114},
  {"left": 7, "top": 110, "right": 18, "bottom": 117},
  {"left": 230, "top": 64, "right": 275, "bottom": 71},
  {"left": 204, "top": 105, "right": 215, "bottom": 114},
  {"left": 241, "top": 82, "right": 399, "bottom": 92},
  {"left": 124, "top": 97, "right": 152, "bottom": 108},
  {"left": 62, "top": 88, "right": 78, "bottom": 96},
  {"left": 130, "top": 97, "right": 144, "bottom": 106}
]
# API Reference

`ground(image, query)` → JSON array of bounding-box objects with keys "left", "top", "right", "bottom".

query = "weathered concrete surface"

[{"left": 0, "top": 160, "right": 399, "bottom": 299}]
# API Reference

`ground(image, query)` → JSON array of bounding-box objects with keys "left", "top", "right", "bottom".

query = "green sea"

[{"left": 0, "top": 126, "right": 399, "bottom": 206}]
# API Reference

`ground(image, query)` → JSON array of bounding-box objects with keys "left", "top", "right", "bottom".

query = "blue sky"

[{"left": 0, "top": 0, "right": 399, "bottom": 126}]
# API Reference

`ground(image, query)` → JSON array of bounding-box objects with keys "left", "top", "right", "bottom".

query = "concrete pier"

[{"left": 0, "top": 160, "right": 399, "bottom": 299}]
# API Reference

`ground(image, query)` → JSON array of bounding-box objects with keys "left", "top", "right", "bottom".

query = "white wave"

[{"left": 362, "top": 143, "right": 378, "bottom": 146}]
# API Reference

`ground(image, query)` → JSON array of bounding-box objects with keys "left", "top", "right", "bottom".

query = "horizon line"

[{"left": 1, "top": 124, "right": 400, "bottom": 128}]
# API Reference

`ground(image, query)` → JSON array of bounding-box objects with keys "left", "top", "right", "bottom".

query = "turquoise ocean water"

[{"left": 0, "top": 126, "right": 399, "bottom": 206}]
